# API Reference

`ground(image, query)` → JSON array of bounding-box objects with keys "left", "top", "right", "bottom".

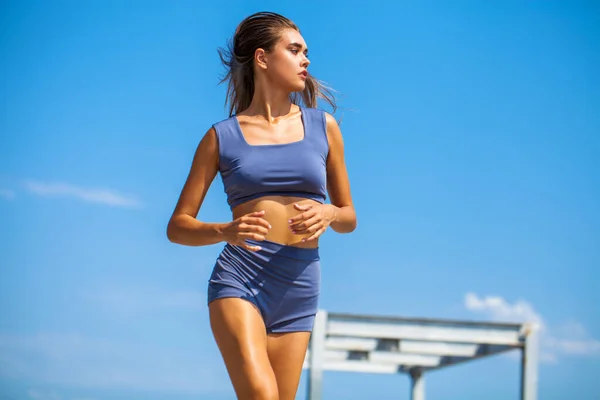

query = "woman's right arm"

[
  {"left": 166, "top": 127, "right": 271, "bottom": 250},
  {"left": 166, "top": 127, "right": 226, "bottom": 246}
]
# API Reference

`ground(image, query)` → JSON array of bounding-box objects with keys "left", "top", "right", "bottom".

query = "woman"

[{"left": 167, "top": 11, "right": 356, "bottom": 400}]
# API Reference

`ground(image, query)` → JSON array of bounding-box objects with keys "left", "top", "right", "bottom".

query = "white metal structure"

[{"left": 303, "top": 310, "right": 538, "bottom": 400}]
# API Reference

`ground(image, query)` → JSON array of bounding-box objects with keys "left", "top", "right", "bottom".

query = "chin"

[{"left": 290, "top": 81, "right": 306, "bottom": 92}]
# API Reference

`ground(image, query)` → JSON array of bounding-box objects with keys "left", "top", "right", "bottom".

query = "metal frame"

[{"left": 304, "top": 310, "right": 539, "bottom": 400}]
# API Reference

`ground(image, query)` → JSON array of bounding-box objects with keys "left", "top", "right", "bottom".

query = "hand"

[
  {"left": 221, "top": 210, "right": 271, "bottom": 251},
  {"left": 288, "top": 203, "right": 337, "bottom": 242}
]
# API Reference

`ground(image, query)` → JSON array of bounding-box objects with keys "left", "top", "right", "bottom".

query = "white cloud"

[
  {"left": 0, "top": 188, "right": 16, "bottom": 200},
  {"left": 22, "top": 180, "right": 141, "bottom": 208},
  {"left": 464, "top": 292, "right": 544, "bottom": 330},
  {"left": 464, "top": 292, "right": 600, "bottom": 363}
]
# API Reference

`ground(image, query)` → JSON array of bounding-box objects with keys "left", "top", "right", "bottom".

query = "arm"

[
  {"left": 325, "top": 112, "right": 357, "bottom": 233},
  {"left": 166, "top": 127, "right": 225, "bottom": 246}
]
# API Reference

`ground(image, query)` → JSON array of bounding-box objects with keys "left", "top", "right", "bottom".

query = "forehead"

[{"left": 276, "top": 29, "right": 307, "bottom": 48}]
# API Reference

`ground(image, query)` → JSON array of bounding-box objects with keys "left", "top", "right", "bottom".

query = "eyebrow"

[{"left": 289, "top": 42, "right": 309, "bottom": 54}]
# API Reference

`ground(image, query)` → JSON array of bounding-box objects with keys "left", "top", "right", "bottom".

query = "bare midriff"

[{"left": 231, "top": 195, "right": 322, "bottom": 248}]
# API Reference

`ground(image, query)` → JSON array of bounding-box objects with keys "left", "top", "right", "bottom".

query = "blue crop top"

[{"left": 212, "top": 106, "right": 329, "bottom": 209}]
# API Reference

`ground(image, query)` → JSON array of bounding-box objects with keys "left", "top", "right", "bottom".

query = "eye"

[{"left": 290, "top": 49, "right": 299, "bottom": 54}]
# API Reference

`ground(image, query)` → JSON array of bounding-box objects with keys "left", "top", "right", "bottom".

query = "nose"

[{"left": 301, "top": 55, "right": 310, "bottom": 68}]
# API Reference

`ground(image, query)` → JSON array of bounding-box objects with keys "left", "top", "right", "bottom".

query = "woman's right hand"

[{"left": 221, "top": 210, "right": 271, "bottom": 251}]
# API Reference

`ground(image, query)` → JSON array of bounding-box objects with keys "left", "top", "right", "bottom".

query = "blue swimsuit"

[{"left": 207, "top": 106, "right": 329, "bottom": 333}]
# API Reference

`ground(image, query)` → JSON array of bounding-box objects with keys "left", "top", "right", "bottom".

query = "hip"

[{"left": 210, "top": 238, "right": 321, "bottom": 288}]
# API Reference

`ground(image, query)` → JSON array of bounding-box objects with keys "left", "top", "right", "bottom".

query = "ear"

[{"left": 255, "top": 48, "right": 268, "bottom": 70}]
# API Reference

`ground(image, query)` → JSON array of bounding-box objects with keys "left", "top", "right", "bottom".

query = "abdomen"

[{"left": 231, "top": 196, "right": 322, "bottom": 248}]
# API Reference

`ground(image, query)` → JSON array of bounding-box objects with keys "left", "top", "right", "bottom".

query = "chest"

[{"left": 237, "top": 117, "right": 305, "bottom": 146}]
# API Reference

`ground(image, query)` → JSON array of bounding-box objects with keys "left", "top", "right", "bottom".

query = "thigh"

[
  {"left": 209, "top": 297, "right": 278, "bottom": 400},
  {"left": 267, "top": 331, "right": 311, "bottom": 400}
]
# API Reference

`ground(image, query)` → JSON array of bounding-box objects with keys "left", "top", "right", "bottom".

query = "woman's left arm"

[
  {"left": 324, "top": 112, "right": 357, "bottom": 233},
  {"left": 288, "top": 113, "right": 357, "bottom": 239}
]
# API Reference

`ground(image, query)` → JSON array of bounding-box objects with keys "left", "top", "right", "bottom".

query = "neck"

[{"left": 244, "top": 78, "right": 298, "bottom": 123}]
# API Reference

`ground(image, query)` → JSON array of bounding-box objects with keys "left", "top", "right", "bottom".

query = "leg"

[
  {"left": 267, "top": 331, "right": 311, "bottom": 400},
  {"left": 209, "top": 297, "right": 279, "bottom": 400}
]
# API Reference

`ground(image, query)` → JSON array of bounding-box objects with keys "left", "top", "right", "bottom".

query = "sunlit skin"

[
  {"left": 167, "top": 28, "right": 356, "bottom": 251},
  {"left": 167, "top": 26, "right": 356, "bottom": 400},
  {"left": 230, "top": 29, "right": 355, "bottom": 250}
]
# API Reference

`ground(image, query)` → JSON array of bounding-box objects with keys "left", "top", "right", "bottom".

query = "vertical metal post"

[
  {"left": 307, "top": 310, "right": 327, "bottom": 400},
  {"left": 520, "top": 324, "right": 539, "bottom": 400},
  {"left": 410, "top": 369, "right": 425, "bottom": 400}
]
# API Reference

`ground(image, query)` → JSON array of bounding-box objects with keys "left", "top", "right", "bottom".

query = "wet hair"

[{"left": 217, "top": 11, "right": 337, "bottom": 117}]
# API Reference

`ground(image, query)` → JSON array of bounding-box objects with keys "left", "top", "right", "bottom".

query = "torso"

[{"left": 216, "top": 105, "right": 328, "bottom": 249}]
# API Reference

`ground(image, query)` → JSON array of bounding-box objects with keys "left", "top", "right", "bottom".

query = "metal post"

[
  {"left": 520, "top": 324, "right": 539, "bottom": 400},
  {"left": 307, "top": 310, "right": 327, "bottom": 400},
  {"left": 410, "top": 369, "right": 425, "bottom": 400}
]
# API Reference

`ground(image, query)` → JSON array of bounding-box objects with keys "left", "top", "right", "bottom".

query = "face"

[{"left": 256, "top": 28, "right": 310, "bottom": 92}]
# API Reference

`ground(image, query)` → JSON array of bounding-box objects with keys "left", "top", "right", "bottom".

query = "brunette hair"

[{"left": 217, "top": 11, "right": 337, "bottom": 117}]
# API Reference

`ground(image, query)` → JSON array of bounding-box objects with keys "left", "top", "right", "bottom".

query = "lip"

[{"left": 299, "top": 71, "right": 308, "bottom": 79}]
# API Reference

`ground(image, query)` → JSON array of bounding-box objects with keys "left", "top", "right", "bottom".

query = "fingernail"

[
  {"left": 301, "top": 239, "right": 306, "bottom": 242},
  {"left": 268, "top": 224, "right": 272, "bottom": 229}
]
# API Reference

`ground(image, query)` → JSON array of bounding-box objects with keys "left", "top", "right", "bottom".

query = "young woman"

[{"left": 167, "top": 11, "right": 356, "bottom": 400}]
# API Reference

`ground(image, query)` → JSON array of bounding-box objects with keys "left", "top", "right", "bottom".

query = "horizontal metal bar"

[
  {"left": 325, "top": 338, "right": 479, "bottom": 357},
  {"left": 370, "top": 351, "right": 441, "bottom": 367},
  {"left": 305, "top": 349, "right": 441, "bottom": 368},
  {"left": 303, "top": 359, "right": 401, "bottom": 374},
  {"left": 327, "top": 321, "right": 522, "bottom": 345},
  {"left": 400, "top": 340, "right": 479, "bottom": 357},
  {"left": 425, "top": 344, "right": 520, "bottom": 371},
  {"left": 326, "top": 337, "right": 378, "bottom": 352},
  {"left": 327, "top": 311, "right": 524, "bottom": 330}
]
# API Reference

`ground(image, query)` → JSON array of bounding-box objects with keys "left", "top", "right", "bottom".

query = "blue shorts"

[{"left": 207, "top": 239, "right": 321, "bottom": 334}]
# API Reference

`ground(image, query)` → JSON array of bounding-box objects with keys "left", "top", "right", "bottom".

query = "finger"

[
  {"left": 236, "top": 211, "right": 266, "bottom": 225},
  {"left": 246, "top": 225, "right": 270, "bottom": 236},
  {"left": 288, "top": 214, "right": 304, "bottom": 225},
  {"left": 243, "top": 217, "right": 272, "bottom": 230},
  {"left": 291, "top": 217, "right": 320, "bottom": 233},
  {"left": 238, "top": 232, "right": 266, "bottom": 241},
  {"left": 241, "top": 242, "right": 262, "bottom": 252},
  {"left": 304, "top": 227, "right": 325, "bottom": 242},
  {"left": 295, "top": 223, "right": 322, "bottom": 236},
  {"left": 293, "top": 203, "right": 313, "bottom": 211},
  {"left": 238, "top": 222, "right": 269, "bottom": 235},
  {"left": 237, "top": 222, "right": 250, "bottom": 231},
  {"left": 289, "top": 211, "right": 315, "bottom": 227},
  {"left": 248, "top": 210, "right": 266, "bottom": 217}
]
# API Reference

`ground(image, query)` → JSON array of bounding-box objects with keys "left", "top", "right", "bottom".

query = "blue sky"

[{"left": 1, "top": 0, "right": 599, "bottom": 399}]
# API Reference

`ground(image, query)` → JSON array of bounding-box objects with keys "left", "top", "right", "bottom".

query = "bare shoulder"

[
  {"left": 189, "top": 124, "right": 220, "bottom": 173},
  {"left": 324, "top": 111, "right": 339, "bottom": 130},
  {"left": 169, "top": 125, "right": 219, "bottom": 218},
  {"left": 323, "top": 111, "right": 344, "bottom": 148},
  {"left": 200, "top": 125, "right": 218, "bottom": 149}
]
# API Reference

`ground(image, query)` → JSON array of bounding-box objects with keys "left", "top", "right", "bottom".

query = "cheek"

[{"left": 270, "top": 55, "right": 296, "bottom": 78}]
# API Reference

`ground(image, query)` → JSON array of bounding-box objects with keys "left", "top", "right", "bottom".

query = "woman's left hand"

[{"left": 288, "top": 203, "right": 337, "bottom": 242}]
